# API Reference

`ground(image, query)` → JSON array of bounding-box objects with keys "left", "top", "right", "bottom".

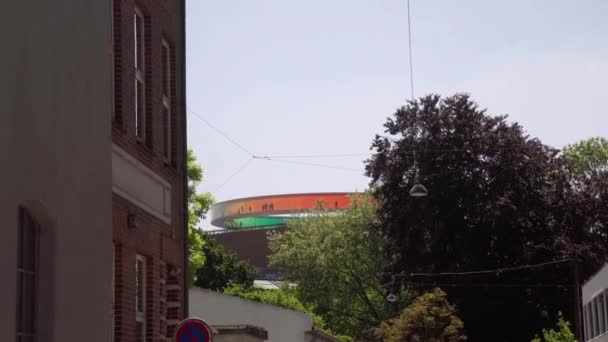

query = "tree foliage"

[
  {"left": 268, "top": 195, "right": 409, "bottom": 340},
  {"left": 563, "top": 137, "right": 608, "bottom": 175},
  {"left": 187, "top": 149, "right": 215, "bottom": 285},
  {"left": 365, "top": 94, "right": 608, "bottom": 341},
  {"left": 531, "top": 312, "right": 575, "bottom": 342},
  {"left": 187, "top": 149, "right": 255, "bottom": 290},
  {"left": 193, "top": 236, "right": 257, "bottom": 291},
  {"left": 376, "top": 288, "right": 466, "bottom": 342}
]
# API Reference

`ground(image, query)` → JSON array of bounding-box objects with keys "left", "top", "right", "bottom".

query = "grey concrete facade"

[{"left": 0, "top": 0, "right": 113, "bottom": 341}]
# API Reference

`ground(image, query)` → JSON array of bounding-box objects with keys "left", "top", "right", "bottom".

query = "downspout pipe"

[{"left": 180, "top": 0, "right": 189, "bottom": 319}]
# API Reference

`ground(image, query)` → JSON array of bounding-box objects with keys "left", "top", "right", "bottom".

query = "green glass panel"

[{"left": 225, "top": 216, "right": 289, "bottom": 230}]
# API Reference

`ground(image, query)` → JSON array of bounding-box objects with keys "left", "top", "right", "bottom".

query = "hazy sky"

[{"left": 186, "top": 0, "right": 607, "bottom": 219}]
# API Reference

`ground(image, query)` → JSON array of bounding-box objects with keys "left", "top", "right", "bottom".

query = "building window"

[
  {"left": 135, "top": 254, "right": 146, "bottom": 342},
  {"left": 16, "top": 208, "right": 39, "bottom": 342},
  {"left": 591, "top": 297, "right": 600, "bottom": 337},
  {"left": 585, "top": 291, "right": 608, "bottom": 341},
  {"left": 134, "top": 8, "right": 146, "bottom": 140},
  {"left": 583, "top": 305, "right": 591, "bottom": 341},
  {"left": 162, "top": 40, "right": 172, "bottom": 162},
  {"left": 599, "top": 292, "right": 606, "bottom": 336},
  {"left": 605, "top": 290, "right": 608, "bottom": 334}
]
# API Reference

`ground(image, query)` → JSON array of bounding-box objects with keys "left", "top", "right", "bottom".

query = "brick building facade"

[{"left": 111, "top": 0, "right": 187, "bottom": 341}]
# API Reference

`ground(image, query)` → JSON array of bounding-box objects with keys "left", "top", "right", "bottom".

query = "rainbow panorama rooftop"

[{"left": 210, "top": 192, "right": 358, "bottom": 230}]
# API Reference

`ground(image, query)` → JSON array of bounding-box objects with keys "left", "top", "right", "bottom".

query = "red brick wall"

[
  {"left": 111, "top": 0, "right": 186, "bottom": 340},
  {"left": 112, "top": 0, "right": 185, "bottom": 177}
]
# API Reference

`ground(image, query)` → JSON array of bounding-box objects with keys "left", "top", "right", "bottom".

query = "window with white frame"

[
  {"left": 135, "top": 254, "right": 146, "bottom": 342},
  {"left": 600, "top": 292, "right": 607, "bottom": 335},
  {"left": 586, "top": 302, "right": 593, "bottom": 341},
  {"left": 587, "top": 300, "right": 592, "bottom": 340},
  {"left": 161, "top": 40, "right": 172, "bottom": 162},
  {"left": 584, "top": 290, "right": 608, "bottom": 341},
  {"left": 16, "top": 208, "right": 39, "bottom": 342},
  {"left": 594, "top": 298, "right": 600, "bottom": 337},
  {"left": 134, "top": 8, "right": 146, "bottom": 140}
]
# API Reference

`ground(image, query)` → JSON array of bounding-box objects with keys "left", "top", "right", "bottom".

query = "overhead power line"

[
  {"left": 409, "top": 282, "right": 573, "bottom": 288},
  {"left": 214, "top": 158, "right": 255, "bottom": 192},
  {"left": 188, "top": 108, "right": 255, "bottom": 157},
  {"left": 410, "top": 259, "right": 571, "bottom": 277},
  {"left": 265, "top": 153, "right": 370, "bottom": 159},
  {"left": 186, "top": 107, "right": 567, "bottom": 182},
  {"left": 381, "top": 259, "right": 572, "bottom": 278},
  {"left": 256, "top": 156, "right": 363, "bottom": 173},
  {"left": 407, "top": 0, "right": 415, "bottom": 100}
]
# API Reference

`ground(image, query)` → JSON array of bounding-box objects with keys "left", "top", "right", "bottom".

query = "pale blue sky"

[{"left": 186, "top": 0, "right": 608, "bottom": 215}]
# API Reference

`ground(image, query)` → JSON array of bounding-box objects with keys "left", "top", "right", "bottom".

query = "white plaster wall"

[
  {"left": 189, "top": 288, "right": 314, "bottom": 342},
  {"left": 0, "top": 0, "right": 113, "bottom": 341},
  {"left": 584, "top": 264, "right": 608, "bottom": 304}
]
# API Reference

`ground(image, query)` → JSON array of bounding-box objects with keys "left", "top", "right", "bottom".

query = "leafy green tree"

[
  {"left": 225, "top": 285, "right": 353, "bottom": 342},
  {"left": 531, "top": 312, "right": 575, "bottom": 342},
  {"left": 268, "top": 195, "right": 408, "bottom": 340},
  {"left": 187, "top": 149, "right": 215, "bottom": 285},
  {"left": 365, "top": 94, "right": 607, "bottom": 341},
  {"left": 187, "top": 149, "right": 257, "bottom": 289},
  {"left": 563, "top": 138, "right": 608, "bottom": 247},
  {"left": 193, "top": 238, "right": 257, "bottom": 291},
  {"left": 563, "top": 137, "right": 608, "bottom": 175},
  {"left": 376, "top": 288, "right": 466, "bottom": 342}
]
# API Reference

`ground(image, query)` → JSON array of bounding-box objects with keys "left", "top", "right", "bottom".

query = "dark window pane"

[
  {"left": 18, "top": 212, "right": 24, "bottom": 268},
  {"left": 595, "top": 298, "right": 601, "bottom": 337},
  {"left": 584, "top": 304, "right": 589, "bottom": 340},
  {"left": 17, "top": 273, "right": 23, "bottom": 332},
  {"left": 136, "top": 258, "right": 144, "bottom": 313},
  {"left": 22, "top": 215, "right": 36, "bottom": 272},
  {"left": 162, "top": 45, "right": 169, "bottom": 96},
  {"left": 136, "top": 81, "right": 144, "bottom": 138},
  {"left": 136, "top": 321, "right": 145, "bottom": 342},
  {"left": 17, "top": 208, "right": 38, "bottom": 339},
  {"left": 134, "top": 14, "right": 143, "bottom": 70},
  {"left": 605, "top": 291, "right": 608, "bottom": 333},
  {"left": 163, "top": 109, "right": 170, "bottom": 158},
  {"left": 21, "top": 274, "right": 36, "bottom": 334},
  {"left": 587, "top": 304, "right": 594, "bottom": 339},
  {"left": 599, "top": 293, "right": 606, "bottom": 334}
]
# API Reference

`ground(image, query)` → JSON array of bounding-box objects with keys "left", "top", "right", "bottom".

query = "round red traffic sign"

[{"left": 174, "top": 318, "right": 214, "bottom": 342}]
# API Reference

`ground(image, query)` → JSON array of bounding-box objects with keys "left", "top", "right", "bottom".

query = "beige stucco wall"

[
  {"left": 190, "top": 288, "right": 314, "bottom": 342},
  {"left": 0, "top": 0, "right": 113, "bottom": 341}
]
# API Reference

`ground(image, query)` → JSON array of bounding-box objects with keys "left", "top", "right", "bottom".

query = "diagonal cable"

[
  {"left": 214, "top": 158, "right": 255, "bottom": 192},
  {"left": 265, "top": 153, "right": 369, "bottom": 159},
  {"left": 187, "top": 108, "right": 255, "bottom": 157},
  {"left": 258, "top": 156, "right": 363, "bottom": 173}
]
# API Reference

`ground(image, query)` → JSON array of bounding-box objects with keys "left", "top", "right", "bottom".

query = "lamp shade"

[{"left": 409, "top": 183, "right": 428, "bottom": 197}]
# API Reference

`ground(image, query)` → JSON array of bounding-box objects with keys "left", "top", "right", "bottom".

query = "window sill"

[
  {"left": 163, "top": 158, "right": 176, "bottom": 167},
  {"left": 135, "top": 138, "right": 155, "bottom": 157},
  {"left": 112, "top": 121, "right": 126, "bottom": 135},
  {"left": 163, "top": 161, "right": 178, "bottom": 179}
]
